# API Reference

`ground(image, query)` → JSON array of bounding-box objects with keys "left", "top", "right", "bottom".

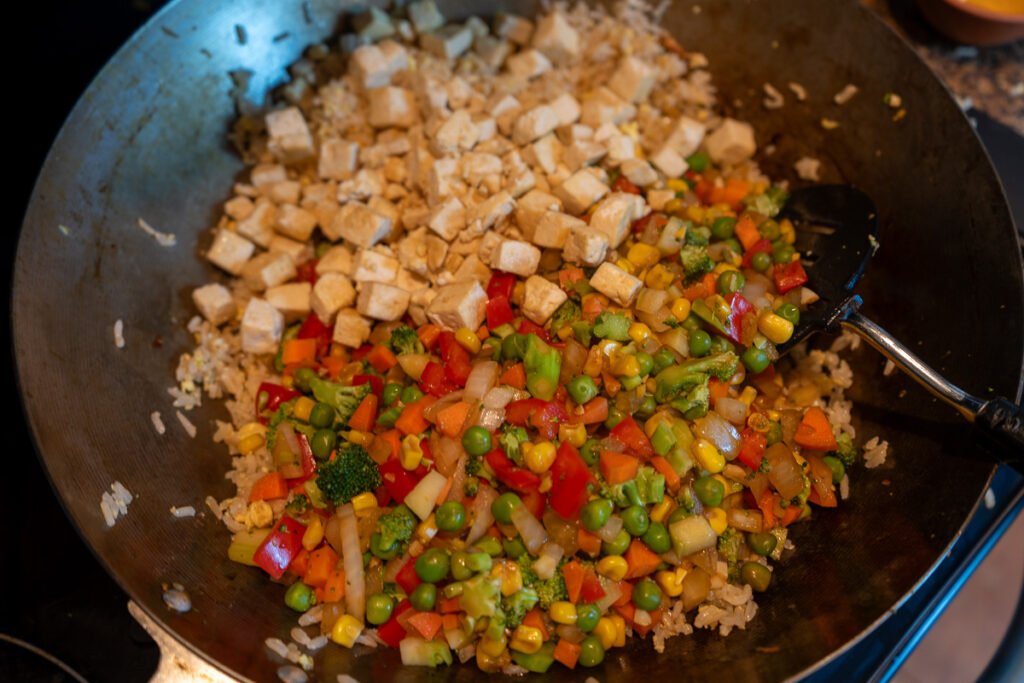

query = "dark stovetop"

[{"left": 2, "top": 2, "right": 1022, "bottom": 682}]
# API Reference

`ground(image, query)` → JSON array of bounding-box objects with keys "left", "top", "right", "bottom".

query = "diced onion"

[
  {"left": 483, "top": 386, "right": 516, "bottom": 410},
  {"left": 592, "top": 515, "right": 624, "bottom": 543},
  {"left": 532, "top": 542, "right": 564, "bottom": 580},
  {"left": 542, "top": 509, "right": 580, "bottom": 554},
  {"left": 405, "top": 470, "right": 449, "bottom": 520},
  {"left": 446, "top": 455, "right": 467, "bottom": 503},
  {"left": 765, "top": 443, "right": 804, "bottom": 499},
  {"left": 337, "top": 504, "right": 365, "bottom": 623},
  {"left": 595, "top": 579, "right": 622, "bottom": 611},
  {"left": 660, "top": 327, "right": 690, "bottom": 357},
  {"left": 431, "top": 434, "right": 464, "bottom": 477},
  {"left": 511, "top": 502, "right": 549, "bottom": 554},
  {"left": 716, "top": 398, "right": 748, "bottom": 425},
  {"left": 726, "top": 508, "right": 764, "bottom": 533},
  {"left": 424, "top": 391, "right": 464, "bottom": 422},
  {"left": 695, "top": 412, "right": 741, "bottom": 458},
  {"left": 466, "top": 486, "right": 498, "bottom": 544},
  {"left": 633, "top": 609, "right": 652, "bottom": 627},
  {"left": 476, "top": 407, "right": 505, "bottom": 431},
  {"left": 740, "top": 272, "right": 771, "bottom": 302},
  {"left": 464, "top": 361, "right": 499, "bottom": 401},
  {"left": 636, "top": 288, "right": 668, "bottom": 314}
]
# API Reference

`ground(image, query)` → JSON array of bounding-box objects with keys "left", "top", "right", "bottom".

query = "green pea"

[
  {"left": 622, "top": 505, "right": 650, "bottom": 536},
  {"left": 634, "top": 395, "right": 657, "bottom": 420},
  {"left": 475, "top": 535, "right": 503, "bottom": 558},
  {"left": 642, "top": 522, "right": 671, "bottom": 554},
  {"left": 747, "top": 532, "right": 778, "bottom": 557},
  {"left": 465, "top": 551, "right": 493, "bottom": 573},
  {"left": 652, "top": 347, "right": 676, "bottom": 374},
  {"left": 370, "top": 532, "right": 399, "bottom": 559},
  {"left": 766, "top": 422, "right": 783, "bottom": 446},
  {"left": 376, "top": 405, "right": 402, "bottom": 428},
  {"left": 722, "top": 238, "right": 744, "bottom": 256},
  {"left": 461, "top": 426, "right": 492, "bottom": 456},
  {"left": 502, "top": 536, "right": 527, "bottom": 559},
  {"left": 620, "top": 375, "right": 643, "bottom": 391},
  {"left": 567, "top": 375, "right": 599, "bottom": 405},
  {"left": 366, "top": 593, "right": 395, "bottom": 625},
  {"left": 450, "top": 551, "right": 473, "bottom": 581},
  {"left": 601, "top": 529, "right": 631, "bottom": 556},
  {"left": 580, "top": 439, "right": 601, "bottom": 466},
  {"left": 709, "top": 336, "right": 735, "bottom": 355},
  {"left": 436, "top": 501, "right": 466, "bottom": 532},
  {"left": 693, "top": 476, "right": 725, "bottom": 507},
  {"left": 293, "top": 367, "right": 317, "bottom": 393},
  {"left": 711, "top": 216, "right": 737, "bottom": 240},
  {"left": 410, "top": 583, "right": 437, "bottom": 611},
  {"left": 382, "top": 382, "right": 403, "bottom": 406},
  {"left": 310, "top": 429, "right": 337, "bottom": 460},
  {"left": 604, "top": 406, "right": 626, "bottom": 430},
  {"left": 443, "top": 582, "right": 464, "bottom": 599},
  {"left": 751, "top": 251, "right": 772, "bottom": 272},
  {"left": 284, "top": 581, "right": 316, "bottom": 612},
  {"left": 759, "top": 219, "right": 781, "bottom": 241},
  {"left": 308, "top": 402, "right": 335, "bottom": 429},
  {"left": 415, "top": 548, "right": 450, "bottom": 583},
  {"left": 685, "top": 151, "right": 709, "bottom": 173},
  {"left": 776, "top": 303, "right": 800, "bottom": 326},
  {"left": 501, "top": 333, "right": 528, "bottom": 361},
  {"left": 635, "top": 352, "right": 655, "bottom": 377},
  {"left": 741, "top": 561, "right": 772, "bottom": 592},
  {"left": 575, "top": 603, "right": 601, "bottom": 632},
  {"left": 581, "top": 499, "right": 614, "bottom": 532},
  {"left": 578, "top": 636, "right": 605, "bottom": 667},
  {"left": 689, "top": 329, "right": 712, "bottom": 357},
  {"left": 492, "top": 492, "right": 521, "bottom": 525},
  {"left": 401, "top": 385, "right": 424, "bottom": 404},
  {"left": 823, "top": 455, "right": 846, "bottom": 484},
  {"left": 773, "top": 244, "right": 796, "bottom": 264},
  {"left": 681, "top": 315, "right": 703, "bottom": 333},
  {"left": 717, "top": 270, "right": 746, "bottom": 296},
  {"left": 742, "top": 347, "right": 771, "bottom": 374},
  {"left": 667, "top": 507, "right": 690, "bottom": 526},
  {"left": 632, "top": 578, "right": 663, "bottom": 611}
]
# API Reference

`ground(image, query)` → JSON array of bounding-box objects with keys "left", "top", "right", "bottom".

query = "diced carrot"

[
  {"left": 499, "top": 362, "right": 527, "bottom": 390},
  {"left": 649, "top": 455, "right": 681, "bottom": 491},
  {"left": 577, "top": 527, "right": 602, "bottom": 557},
  {"left": 758, "top": 490, "right": 777, "bottom": 530},
  {"left": 249, "top": 472, "right": 289, "bottom": 501},
  {"left": 322, "top": 566, "right": 346, "bottom": 603},
  {"left": 366, "top": 345, "right": 399, "bottom": 373},
  {"left": 395, "top": 396, "right": 436, "bottom": 436},
  {"left": 581, "top": 293, "right": 610, "bottom": 321},
  {"left": 290, "top": 548, "right": 309, "bottom": 578},
  {"left": 599, "top": 450, "right": 640, "bottom": 485},
  {"left": 709, "top": 178, "right": 750, "bottom": 208},
  {"left": 614, "top": 602, "right": 635, "bottom": 623},
  {"left": 577, "top": 396, "right": 609, "bottom": 425},
  {"left": 701, "top": 272, "right": 718, "bottom": 296},
  {"left": 681, "top": 281, "right": 708, "bottom": 301},
  {"left": 304, "top": 546, "right": 339, "bottom": 588},
  {"left": 321, "top": 355, "right": 346, "bottom": 380},
  {"left": 436, "top": 401, "right": 471, "bottom": 438},
  {"left": 553, "top": 639, "right": 581, "bottom": 669},
  {"left": 378, "top": 430, "right": 402, "bottom": 461},
  {"left": 348, "top": 394, "right": 379, "bottom": 433},
  {"left": 735, "top": 214, "right": 760, "bottom": 250},
  {"left": 435, "top": 477, "right": 453, "bottom": 505},
  {"left": 561, "top": 560, "right": 585, "bottom": 604},
  {"left": 407, "top": 611, "right": 443, "bottom": 641},
  {"left": 708, "top": 378, "right": 730, "bottom": 406},
  {"left": 417, "top": 323, "right": 441, "bottom": 351},
  {"left": 477, "top": 325, "right": 490, "bottom": 340},
  {"left": 624, "top": 538, "right": 662, "bottom": 579},
  {"left": 523, "top": 609, "right": 549, "bottom": 641},
  {"left": 486, "top": 524, "right": 502, "bottom": 539},
  {"left": 441, "top": 614, "right": 462, "bottom": 631},
  {"left": 612, "top": 582, "right": 633, "bottom": 606},
  {"left": 781, "top": 504, "right": 803, "bottom": 527},
  {"left": 795, "top": 406, "right": 838, "bottom": 450},
  {"left": 282, "top": 338, "right": 318, "bottom": 366},
  {"left": 601, "top": 371, "right": 622, "bottom": 397},
  {"left": 439, "top": 596, "right": 463, "bottom": 614}
]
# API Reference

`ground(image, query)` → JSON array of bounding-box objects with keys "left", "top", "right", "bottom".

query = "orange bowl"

[{"left": 916, "top": 0, "right": 1024, "bottom": 45}]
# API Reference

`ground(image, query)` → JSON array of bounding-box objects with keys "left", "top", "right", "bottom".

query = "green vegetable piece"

[
  {"left": 314, "top": 443, "right": 382, "bottom": 505},
  {"left": 475, "top": 535, "right": 503, "bottom": 558},
  {"left": 680, "top": 244, "right": 713, "bottom": 280},
  {"left": 829, "top": 432, "right": 859, "bottom": 468},
  {"left": 524, "top": 334, "right": 561, "bottom": 400},
  {"left": 366, "top": 593, "right": 395, "bottom": 625},
  {"left": 776, "top": 303, "right": 800, "bottom": 326},
  {"left": 593, "top": 311, "right": 632, "bottom": 342},
  {"left": 632, "top": 578, "right": 663, "bottom": 611},
  {"left": 436, "top": 501, "right": 466, "bottom": 532},
  {"left": 567, "top": 375, "right": 599, "bottom": 405},
  {"left": 293, "top": 367, "right": 317, "bottom": 393},
  {"left": 711, "top": 216, "right": 737, "bottom": 240},
  {"left": 503, "top": 536, "right": 527, "bottom": 559},
  {"left": 309, "top": 402, "right": 335, "bottom": 429},
  {"left": 773, "top": 243, "right": 796, "bottom": 264},
  {"left": 686, "top": 151, "right": 709, "bottom": 172},
  {"left": 741, "top": 561, "right": 772, "bottom": 592},
  {"left": 580, "top": 438, "right": 601, "bottom": 466},
  {"left": 642, "top": 522, "right": 671, "bottom": 554},
  {"left": 601, "top": 529, "right": 631, "bottom": 556},
  {"left": 717, "top": 270, "right": 746, "bottom": 296},
  {"left": 652, "top": 347, "right": 676, "bottom": 374},
  {"left": 502, "top": 333, "right": 528, "bottom": 361},
  {"left": 635, "top": 394, "right": 657, "bottom": 420},
  {"left": 571, "top": 320, "right": 594, "bottom": 346},
  {"left": 689, "top": 329, "right": 712, "bottom": 357},
  {"left": 309, "top": 377, "right": 372, "bottom": 427},
  {"left": 742, "top": 346, "right": 771, "bottom": 374},
  {"left": 401, "top": 385, "right": 424, "bottom": 404},
  {"left": 462, "top": 426, "right": 493, "bottom": 456},
  {"left": 511, "top": 642, "right": 556, "bottom": 673},
  {"left": 578, "top": 636, "right": 606, "bottom": 668},
  {"left": 492, "top": 492, "right": 522, "bottom": 525},
  {"left": 310, "top": 428, "right": 337, "bottom": 460},
  {"left": 651, "top": 423, "right": 677, "bottom": 456},
  {"left": 747, "top": 532, "right": 778, "bottom": 557},
  {"left": 377, "top": 505, "right": 416, "bottom": 549},
  {"left": 752, "top": 251, "right": 772, "bottom": 272},
  {"left": 284, "top": 581, "right": 316, "bottom": 612},
  {"left": 759, "top": 219, "right": 781, "bottom": 240},
  {"left": 709, "top": 335, "right": 735, "bottom": 355},
  {"left": 388, "top": 325, "right": 425, "bottom": 355},
  {"left": 376, "top": 405, "right": 402, "bottom": 428},
  {"left": 686, "top": 226, "right": 711, "bottom": 246},
  {"left": 622, "top": 505, "right": 650, "bottom": 536},
  {"left": 459, "top": 573, "right": 501, "bottom": 618},
  {"left": 415, "top": 548, "right": 450, "bottom": 583},
  {"left": 580, "top": 498, "right": 614, "bottom": 532},
  {"left": 502, "top": 587, "right": 539, "bottom": 628},
  {"left": 410, "top": 583, "right": 438, "bottom": 611},
  {"left": 635, "top": 352, "right": 655, "bottom": 377},
  {"left": 575, "top": 603, "right": 601, "bottom": 632},
  {"left": 451, "top": 552, "right": 473, "bottom": 581},
  {"left": 604, "top": 406, "right": 626, "bottom": 429},
  {"left": 822, "top": 455, "right": 846, "bottom": 484},
  {"left": 370, "top": 532, "right": 399, "bottom": 560},
  {"left": 382, "top": 382, "right": 403, "bottom": 406},
  {"left": 549, "top": 298, "right": 582, "bottom": 332},
  {"left": 693, "top": 476, "right": 725, "bottom": 507}
]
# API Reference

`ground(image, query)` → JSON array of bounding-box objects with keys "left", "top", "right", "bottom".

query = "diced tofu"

[
  {"left": 705, "top": 118, "right": 757, "bottom": 165},
  {"left": 397, "top": 227, "right": 448, "bottom": 275},
  {"left": 324, "top": 202, "right": 392, "bottom": 247},
  {"left": 562, "top": 226, "right": 609, "bottom": 266},
  {"left": 426, "top": 157, "right": 460, "bottom": 207},
  {"left": 427, "top": 280, "right": 488, "bottom": 330},
  {"left": 555, "top": 170, "right": 609, "bottom": 215},
  {"left": 451, "top": 254, "right": 491, "bottom": 284},
  {"left": 408, "top": 0, "right": 445, "bottom": 33},
  {"left": 464, "top": 15, "right": 489, "bottom": 38},
  {"left": 589, "top": 262, "right": 642, "bottom": 306},
  {"left": 224, "top": 196, "right": 254, "bottom": 221},
  {"left": 490, "top": 94, "right": 522, "bottom": 135},
  {"left": 318, "top": 139, "right": 359, "bottom": 181},
  {"left": 477, "top": 231, "right": 504, "bottom": 263},
  {"left": 236, "top": 198, "right": 277, "bottom": 248},
  {"left": 620, "top": 159, "right": 658, "bottom": 186},
  {"left": 207, "top": 230, "right": 254, "bottom": 275},
  {"left": 192, "top": 284, "right": 235, "bottom": 326},
  {"left": 513, "top": 105, "right": 559, "bottom": 145},
  {"left": 265, "top": 282, "right": 312, "bottom": 321},
  {"left": 332, "top": 308, "right": 372, "bottom": 348},
  {"left": 420, "top": 24, "right": 474, "bottom": 59},
  {"left": 470, "top": 191, "right": 516, "bottom": 232},
  {"left": 515, "top": 189, "right": 562, "bottom": 238},
  {"left": 494, "top": 13, "right": 533, "bottom": 44},
  {"left": 275, "top": 204, "right": 317, "bottom": 242},
  {"left": 352, "top": 249, "right": 400, "bottom": 283},
  {"left": 522, "top": 275, "right": 568, "bottom": 324},
  {"left": 580, "top": 87, "right": 635, "bottom": 128},
  {"left": 501, "top": 150, "right": 535, "bottom": 198},
  {"left": 589, "top": 193, "right": 647, "bottom": 248},
  {"left": 650, "top": 146, "right": 687, "bottom": 178},
  {"left": 608, "top": 56, "right": 655, "bottom": 103},
  {"left": 530, "top": 210, "right": 584, "bottom": 249},
  {"left": 241, "top": 298, "right": 285, "bottom": 354},
  {"left": 265, "top": 107, "right": 314, "bottom": 162},
  {"left": 357, "top": 282, "right": 410, "bottom": 321},
  {"left": 606, "top": 135, "right": 636, "bottom": 164},
  {"left": 268, "top": 235, "right": 308, "bottom": 263},
  {"left": 353, "top": 6, "right": 394, "bottom": 40},
  {"left": 564, "top": 141, "right": 607, "bottom": 172},
  {"left": 433, "top": 110, "right": 478, "bottom": 155},
  {"left": 532, "top": 11, "right": 579, "bottom": 63},
  {"left": 474, "top": 116, "right": 497, "bottom": 142},
  {"left": 394, "top": 268, "right": 430, "bottom": 294},
  {"left": 530, "top": 135, "right": 562, "bottom": 175},
  {"left": 349, "top": 40, "right": 408, "bottom": 90},
  {"left": 367, "top": 87, "right": 417, "bottom": 128},
  {"left": 646, "top": 189, "right": 676, "bottom": 211},
  {"left": 242, "top": 252, "right": 297, "bottom": 292},
  {"left": 489, "top": 239, "right": 541, "bottom": 276},
  {"left": 311, "top": 273, "right": 356, "bottom": 321},
  {"left": 316, "top": 244, "right": 354, "bottom": 276},
  {"left": 251, "top": 163, "right": 287, "bottom": 189},
  {"left": 549, "top": 93, "right": 581, "bottom": 127},
  {"left": 268, "top": 181, "right": 301, "bottom": 206},
  {"left": 474, "top": 35, "right": 512, "bottom": 69},
  {"left": 462, "top": 152, "right": 502, "bottom": 185},
  {"left": 506, "top": 49, "right": 551, "bottom": 80},
  {"left": 664, "top": 116, "right": 706, "bottom": 158},
  {"left": 559, "top": 124, "right": 594, "bottom": 146},
  {"left": 427, "top": 196, "right": 467, "bottom": 241}
]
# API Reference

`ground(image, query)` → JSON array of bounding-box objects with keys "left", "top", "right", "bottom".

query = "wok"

[{"left": 12, "top": 0, "right": 1023, "bottom": 681}]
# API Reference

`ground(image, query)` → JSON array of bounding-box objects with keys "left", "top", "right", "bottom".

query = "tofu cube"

[
  {"left": 589, "top": 193, "right": 647, "bottom": 248},
  {"left": 549, "top": 93, "right": 581, "bottom": 127},
  {"left": 452, "top": 254, "right": 492, "bottom": 284},
  {"left": 265, "top": 107, "right": 314, "bottom": 162},
  {"left": 532, "top": 211, "right": 586, "bottom": 249},
  {"left": 650, "top": 146, "right": 687, "bottom": 178},
  {"left": 268, "top": 181, "right": 301, "bottom": 206},
  {"left": 242, "top": 252, "right": 297, "bottom": 292},
  {"left": 564, "top": 141, "right": 607, "bottom": 172},
  {"left": 192, "top": 284, "right": 235, "bottom": 326},
  {"left": 474, "top": 35, "right": 512, "bottom": 69},
  {"left": 275, "top": 204, "right": 317, "bottom": 242},
  {"left": 368, "top": 87, "right": 417, "bottom": 129},
  {"left": 562, "top": 226, "right": 609, "bottom": 266},
  {"left": 513, "top": 105, "right": 559, "bottom": 146},
  {"left": 349, "top": 40, "right": 408, "bottom": 90},
  {"left": 427, "top": 196, "right": 467, "bottom": 241},
  {"left": 265, "top": 282, "right": 312, "bottom": 321},
  {"left": 606, "top": 135, "right": 636, "bottom": 164},
  {"left": 531, "top": 11, "right": 579, "bottom": 63},
  {"left": 268, "top": 235, "right": 308, "bottom": 263},
  {"left": 236, "top": 198, "right": 277, "bottom": 248},
  {"left": 427, "top": 157, "right": 460, "bottom": 207},
  {"left": 705, "top": 118, "right": 757, "bottom": 165},
  {"left": 506, "top": 49, "right": 551, "bottom": 80},
  {"left": 426, "top": 280, "right": 488, "bottom": 331},
  {"left": 621, "top": 159, "right": 658, "bottom": 186},
  {"left": 353, "top": 6, "right": 395, "bottom": 40},
  {"left": 224, "top": 196, "right": 254, "bottom": 220},
  {"left": 580, "top": 87, "right": 635, "bottom": 128},
  {"left": 522, "top": 275, "right": 568, "bottom": 324},
  {"left": 665, "top": 116, "right": 707, "bottom": 158},
  {"left": 433, "top": 110, "right": 479, "bottom": 155},
  {"left": 408, "top": 0, "right": 445, "bottom": 33},
  {"left": 515, "top": 189, "right": 562, "bottom": 238},
  {"left": 646, "top": 188, "right": 676, "bottom": 211},
  {"left": 608, "top": 56, "right": 655, "bottom": 103},
  {"left": 530, "top": 135, "right": 562, "bottom": 175},
  {"left": 241, "top": 298, "right": 285, "bottom": 354},
  {"left": 250, "top": 163, "right": 288, "bottom": 189},
  {"left": 311, "top": 273, "right": 356, "bottom": 321},
  {"left": 589, "top": 262, "right": 643, "bottom": 306},
  {"left": 489, "top": 239, "right": 541, "bottom": 276},
  {"left": 332, "top": 308, "right": 372, "bottom": 348},
  {"left": 462, "top": 152, "right": 502, "bottom": 185},
  {"left": 207, "top": 230, "right": 254, "bottom": 275},
  {"left": 464, "top": 15, "right": 489, "bottom": 38},
  {"left": 316, "top": 245, "right": 355, "bottom": 276},
  {"left": 555, "top": 170, "right": 609, "bottom": 215},
  {"left": 494, "top": 13, "right": 534, "bottom": 44},
  {"left": 324, "top": 202, "right": 392, "bottom": 247},
  {"left": 352, "top": 249, "right": 400, "bottom": 283},
  {"left": 420, "top": 24, "right": 474, "bottom": 59},
  {"left": 357, "top": 282, "right": 410, "bottom": 321},
  {"left": 470, "top": 191, "right": 516, "bottom": 232},
  {"left": 318, "top": 139, "right": 359, "bottom": 181}
]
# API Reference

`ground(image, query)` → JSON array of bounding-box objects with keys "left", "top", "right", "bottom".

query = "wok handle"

[{"left": 841, "top": 312, "right": 1024, "bottom": 466}]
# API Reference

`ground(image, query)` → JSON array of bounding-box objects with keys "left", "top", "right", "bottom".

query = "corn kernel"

[
  {"left": 685, "top": 206, "right": 705, "bottom": 223},
  {"left": 510, "top": 625, "right": 543, "bottom": 654},
  {"left": 400, "top": 434, "right": 423, "bottom": 470},
  {"left": 780, "top": 218, "right": 796, "bottom": 245},
  {"left": 281, "top": 375, "right": 295, "bottom": 389},
  {"left": 559, "top": 423, "right": 588, "bottom": 448},
  {"left": 705, "top": 506, "right": 728, "bottom": 535},
  {"left": 739, "top": 386, "right": 758, "bottom": 407},
  {"left": 246, "top": 501, "right": 273, "bottom": 529},
  {"left": 645, "top": 264, "right": 675, "bottom": 290},
  {"left": 616, "top": 258, "right": 637, "bottom": 275},
  {"left": 237, "top": 433, "right": 265, "bottom": 455},
  {"left": 538, "top": 473, "right": 553, "bottom": 493},
  {"left": 492, "top": 560, "right": 523, "bottom": 596},
  {"left": 549, "top": 601, "right": 577, "bottom": 625},
  {"left": 525, "top": 441, "right": 557, "bottom": 474},
  {"left": 455, "top": 327, "right": 482, "bottom": 354},
  {"left": 650, "top": 498, "right": 674, "bottom": 524},
  {"left": 415, "top": 515, "right": 438, "bottom": 543},
  {"left": 692, "top": 438, "right": 725, "bottom": 473},
  {"left": 713, "top": 262, "right": 739, "bottom": 275},
  {"left": 597, "top": 556, "right": 628, "bottom": 581},
  {"left": 557, "top": 325, "right": 574, "bottom": 341},
  {"left": 346, "top": 430, "right": 373, "bottom": 446},
  {"left": 238, "top": 422, "right": 267, "bottom": 441},
  {"left": 479, "top": 636, "right": 507, "bottom": 658},
  {"left": 292, "top": 396, "right": 315, "bottom": 422},
  {"left": 627, "top": 243, "right": 661, "bottom": 268},
  {"left": 666, "top": 178, "right": 689, "bottom": 193},
  {"left": 351, "top": 492, "right": 378, "bottom": 513},
  {"left": 758, "top": 312, "right": 795, "bottom": 345},
  {"left": 656, "top": 568, "right": 686, "bottom": 598},
  {"left": 330, "top": 615, "right": 363, "bottom": 648},
  {"left": 302, "top": 516, "right": 324, "bottom": 551},
  {"left": 671, "top": 298, "right": 691, "bottom": 321},
  {"left": 611, "top": 615, "right": 627, "bottom": 647},
  {"left": 594, "top": 618, "right": 617, "bottom": 649},
  {"left": 628, "top": 322, "right": 652, "bottom": 345},
  {"left": 475, "top": 648, "right": 504, "bottom": 673},
  {"left": 612, "top": 354, "right": 641, "bottom": 378}
]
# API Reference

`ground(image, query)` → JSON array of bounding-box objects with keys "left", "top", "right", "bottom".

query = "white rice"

[
  {"left": 863, "top": 436, "right": 890, "bottom": 469},
  {"left": 834, "top": 83, "right": 859, "bottom": 105},
  {"left": 137, "top": 217, "right": 177, "bottom": 247},
  {"left": 984, "top": 488, "right": 996, "bottom": 509},
  {"left": 113, "top": 320, "right": 125, "bottom": 349},
  {"left": 794, "top": 156, "right": 821, "bottom": 181},
  {"left": 170, "top": 505, "right": 196, "bottom": 518},
  {"left": 297, "top": 605, "right": 323, "bottom": 627},
  {"left": 277, "top": 665, "right": 307, "bottom": 683},
  {"left": 840, "top": 475, "right": 850, "bottom": 500},
  {"left": 150, "top": 411, "right": 166, "bottom": 435},
  {"left": 788, "top": 81, "right": 807, "bottom": 101},
  {"left": 883, "top": 359, "right": 896, "bottom": 376},
  {"left": 100, "top": 480, "right": 134, "bottom": 527},
  {"left": 163, "top": 586, "right": 192, "bottom": 613},
  {"left": 176, "top": 410, "right": 197, "bottom": 438},
  {"left": 265, "top": 638, "right": 289, "bottom": 658},
  {"left": 338, "top": 675, "right": 361, "bottom": 683},
  {"left": 306, "top": 635, "right": 329, "bottom": 652},
  {"left": 763, "top": 82, "right": 785, "bottom": 109}
]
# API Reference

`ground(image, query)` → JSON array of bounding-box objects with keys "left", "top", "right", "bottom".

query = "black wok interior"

[{"left": 12, "top": 0, "right": 1023, "bottom": 681}]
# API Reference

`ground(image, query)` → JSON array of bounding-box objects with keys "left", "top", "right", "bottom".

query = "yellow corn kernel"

[
  {"left": 330, "top": 615, "right": 363, "bottom": 648},
  {"left": 616, "top": 258, "right": 637, "bottom": 275},
  {"left": 238, "top": 422, "right": 266, "bottom": 441},
  {"left": 237, "top": 433, "right": 265, "bottom": 455},
  {"left": 538, "top": 473, "right": 553, "bottom": 493},
  {"left": 628, "top": 322, "right": 652, "bottom": 345},
  {"left": 664, "top": 197, "right": 685, "bottom": 215},
  {"left": 510, "top": 625, "right": 543, "bottom": 654},
  {"left": 549, "top": 601, "right": 577, "bottom": 625},
  {"left": 780, "top": 218, "right": 796, "bottom": 245},
  {"left": 491, "top": 560, "right": 523, "bottom": 596},
  {"left": 479, "top": 636, "right": 507, "bottom": 658},
  {"left": 612, "top": 354, "right": 641, "bottom": 378},
  {"left": 302, "top": 516, "right": 324, "bottom": 551},
  {"left": 611, "top": 615, "right": 627, "bottom": 647},
  {"left": 705, "top": 507, "right": 728, "bottom": 535},
  {"left": 475, "top": 648, "right": 504, "bottom": 673},
  {"left": 594, "top": 618, "right": 617, "bottom": 650},
  {"left": 666, "top": 178, "right": 689, "bottom": 193},
  {"left": 346, "top": 430, "right": 373, "bottom": 446},
  {"left": 758, "top": 312, "right": 794, "bottom": 345},
  {"left": 455, "top": 327, "right": 481, "bottom": 354},
  {"left": 557, "top": 325, "right": 574, "bottom": 341},
  {"left": 656, "top": 569, "right": 685, "bottom": 598},
  {"left": 351, "top": 492, "right": 378, "bottom": 513},
  {"left": 627, "top": 243, "right": 661, "bottom": 269},
  {"left": 671, "top": 297, "right": 692, "bottom": 322},
  {"left": 524, "top": 441, "right": 557, "bottom": 474},
  {"left": 739, "top": 386, "right": 758, "bottom": 407},
  {"left": 292, "top": 396, "right": 315, "bottom": 422},
  {"left": 649, "top": 498, "right": 674, "bottom": 524},
  {"left": 713, "top": 263, "right": 739, "bottom": 276},
  {"left": 692, "top": 438, "right": 725, "bottom": 473},
  {"left": 281, "top": 375, "right": 295, "bottom": 389},
  {"left": 245, "top": 501, "right": 273, "bottom": 529},
  {"left": 645, "top": 264, "right": 675, "bottom": 290},
  {"left": 559, "top": 423, "right": 587, "bottom": 448},
  {"left": 685, "top": 206, "right": 706, "bottom": 224},
  {"left": 415, "top": 515, "right": 438, "bottom": 543},
  {"left": 400, "top": 434, "right": 423, "bottom": 470},
  {"left": 597, "top": 556, "right": 628, "bottom": 581}
]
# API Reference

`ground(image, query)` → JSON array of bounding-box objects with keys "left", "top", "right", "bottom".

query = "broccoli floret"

[
  {"left": 460, "top": 573, "right": 502, "bottom": 619},
  {"left": 285, "top": 494, "right": 309, "bottom": 513},
  {"left": 499, "top": 425, "right": 530, "bottom": 467},
  {"left": 549, "top": 298, "right": 581, "bottom": 332},
  {"left": 463, "top": 476, "right": 480, "bottom": 497},
  {"left": 315, "top": 443, "right": 382, "bottom": 506},
  {"left": 830, "top": 433, "right": 858, "bottom": 468},
  {"left": 571, "top": 320, "right": 593, "bottom": 346},
  {"left": 744, "top": 186, "right": 788, "bottom": 218},
  {"left": 669, "top": 375, "right": 710, "bottom": 420},
  {"left": 502, "top": 587, "right": 540, "bottom": 629},
  {"left": 516, "top": 554, "right": 568, "bottom": 610},
  {"left": 717, "top": 527, "right": 743, "bottom": 579},
  {"left": 309, "top": 377, "right": 372, "bottom": 427},
  {"left": 685, "top": 226, "right": 711, "bottom": 246},
  {"left": 388, "top": 325, "right": 425, "bottom": 355},
  {"left": 678, "top": 352, "right": 740, "bottom": 382},
  {"left": 592, "top": 312, "right": 631, "bottom": 342},
  {"left": 602, "top": 466, "right": 666, "bottom": 508},
  {"left": 378, "top": 504, "right": 416, "bottom": 549},
  {"left": 680, "top": 245, "right": 713, "bottom": 280},
  {"left": 465, "top": 451, "right": 483, "bottom": 476}
]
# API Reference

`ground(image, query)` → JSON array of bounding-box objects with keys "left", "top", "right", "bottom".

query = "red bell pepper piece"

[
  {"left": 438, "top": 331, "right": 472, "bottom": 386},
  {"left": 773, "top": 260, "right": 809, "bottom": 294},
  {"left": 377, "top": 599, "right": 414, "bottom": 647},
  {"left": 631, "top": 211, "right": 667, "bottom": 235},
  {"left": 485, "top": 448, "right": 541, "bottom": 493},
  {"left": 255, "top": 382, "right": 301, "bottom": 423},
  {"left": 580, "top": 567, "right": 606, "bottom": 603},
  {"left": 741, "top": 239, "right": 773, "bottom": 268},
  {"left": 253, "top": 515, "right": 306, "bottom": 579},
  {"left": 352, "top": 373, "right": 384, "bottom": 397},
  {"left": 486, "top": 271, "right": 517, "bottom": 300},
  {"left": 517, "top": 319, "right": 549, "bottom": 342},
  {"left": 396, "top": 557, "right": 422, "bottom": 595},
  {"left": 610, "top": 417, "right": 654, "bottom": 459},
  {"left": 549, "top": 442, "right": 595, "bottom": 519},
  {"left": 378, "top": 457, "right": 426, "bottom": 504},
  {"left": 724, "top": 292, "right": 755, "bottom": 346},
  {"left": 297, "top": 313, "right": 332, "bottom": 357},
  {"left": 505, "top": 399, "right": 568, "bottom": 441},
  {"left": 736, "top": 428, "right": 768, "bottom": 470},
  {"left": 486, "top": 296, "right": 516, "bottom": 330},
  {"left": 611, "top": 175, "right": 642, "bottom": 195},
  {"left": 283, "top": 432, "right": 317, "bottom": 484},
  {"left": 419, "top": 361, "right": 456, "bottom": 397},
  {"left": 296, "top": 259, "right": 319, "bottom": 285}
]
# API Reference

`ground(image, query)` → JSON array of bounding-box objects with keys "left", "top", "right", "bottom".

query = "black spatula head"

[{"left": 776, "top": 184, "right": 880, "bottom": 354}]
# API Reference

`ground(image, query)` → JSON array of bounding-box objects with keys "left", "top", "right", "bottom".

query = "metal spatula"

[{"left": 777, "top": 185, "right": 1023, "bottom": 463}]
